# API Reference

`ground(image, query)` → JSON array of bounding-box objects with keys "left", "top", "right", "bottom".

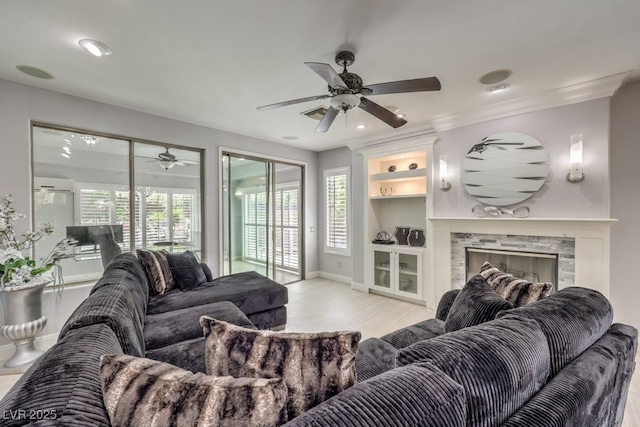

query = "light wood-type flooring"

[{"left": 1, "top": 277, "right": 639, "bottom": 425}]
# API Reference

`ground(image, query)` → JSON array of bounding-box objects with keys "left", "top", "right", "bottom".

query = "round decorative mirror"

[{"left": 462, "top": 132, "right": 550, "bottom": 207}]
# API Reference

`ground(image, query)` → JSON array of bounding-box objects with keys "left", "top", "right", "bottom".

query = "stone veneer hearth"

[
  {"left": 427, "top": 218, "right": 616, "bottom": 310},
  {"left": 451, "top": 233, "right": 575, "bottom": 289}
]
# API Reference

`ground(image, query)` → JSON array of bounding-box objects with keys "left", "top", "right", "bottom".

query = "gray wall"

[
  {"left": 433, "top": 98, "right": 611, "bottom": 218},
  {"left": 317, "top": 147, "right": 354, "bottom": 279},
  {"left": 610, "top": 80, "right": 640, "bottom": 330},
  {"left": 0, "top": 79, "right": 318, "bottom": 344}
]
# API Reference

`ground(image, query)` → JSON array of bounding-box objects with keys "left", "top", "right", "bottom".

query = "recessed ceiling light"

[
  {"left": 355, "top": 123, "right": 368, "bottom": 130},
  {"left": 16, "top": 65, "right": 54, "bottom": 79},
  {"left": 78, "top": 39, "right": 112, "bottom": 57},
  {"left": 479, "top": 69, "right": 512, "bottom": 85},
  {"left": 489, "top": 84, "right": 510, "bottom": 93}
]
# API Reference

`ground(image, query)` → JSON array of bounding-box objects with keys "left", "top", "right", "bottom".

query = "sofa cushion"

[
  {"left": 497, "top": 286, "right": 614, "bottom": 377},
  {"left": 91, "top": 252, "right": 149, "bottom": 328},
  {"left": 283, "top": 361, "right": 466, "bottom": 427},
  {"left": 355, "top": 337, "right": 399, "bottom": 382},
  {"left": 0, "top": 324, "right": 123, "bottom": 427},
  {"left": 146, "top": 271, "right": 288, "bottom": 317},
  {"left": 59, "top": 281, "right": 145, "bottom": 357},
  {"left": 137, "top": 249, "right": 175, "bottom": 295},
  {"left": 444, "top": 274, "right": 514, "bottom": 333},
  {"left": 166, "top": 250, "right": 207, "bottom": 290},
  {"left": 479, "top": 261, "right": 553, "bottom": 306},
  {"left": 201, "top": 317, "right": 360, "bottom": 420},
  {"left": 144, "top": 300, "right": 255, "bottom": 351},
  {"left": 436, "top": 288, "right": 461, "bottom": 321},
  {"left": 381, "top": 318, "right": 445, "bottom": 349},
  {"left": 246, "top": 306, "right": 288, "bottom": 330},
  {"left": 100, "top": 355, "right": 288, "bottom": 427},
  {"left": 502, "top": 324, "right": 638, "bottom": 427},
  {"left": 397, "top": 315, "right": 550, "bottom": 427}
]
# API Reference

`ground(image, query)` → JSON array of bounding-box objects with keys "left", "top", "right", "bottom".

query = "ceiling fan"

[
  {"left": 257, "top": 50, "right": 441, "bottom": 133},
  {"left": 147, "top": 148, "right": 198, "bottom": 170}
]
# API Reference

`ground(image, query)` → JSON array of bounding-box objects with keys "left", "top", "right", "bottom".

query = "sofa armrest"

[
  {"left": 436, "top": 289, "right": 461, "bottom": 321},
  {"left": 200, "top": 262, "right": 213, "bottom": 282}
]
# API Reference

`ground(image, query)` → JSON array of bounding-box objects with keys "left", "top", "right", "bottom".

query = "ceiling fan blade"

[
  {"left": 175, "top": 160, "right": 198, "bottom": 166},
  {"left": 363, "top": 77, "right": 441, "bottom": 95},
  {"left": 315, "top": 106, "right": 340, "bottom": 133},
  {"left": 305, "top": 62, "right": 348, "bottom": 90},
  {"left": 257, "top": 94, "right": 331, "bottom": 111},
  {"left": 358, "top": 97, "right": 407, "bottom": 128}
]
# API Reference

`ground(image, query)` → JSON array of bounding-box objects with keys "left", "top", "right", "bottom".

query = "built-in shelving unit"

[{"left": 362, "top": 147, "right": 431, "bottom": 303}]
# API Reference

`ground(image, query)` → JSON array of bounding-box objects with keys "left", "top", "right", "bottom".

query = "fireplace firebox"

[{"left": 466, "top": 247, "right": 558, "bottom": 292}]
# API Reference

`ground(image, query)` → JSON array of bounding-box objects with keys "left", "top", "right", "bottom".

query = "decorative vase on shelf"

[
  {"left": 394, "top": 226, "right": 411, "bottom": 245},
  {"left": 409, "top": 229, "right": 426, "bottom": 247},
  {"left": 0, "top": 280, "right": 49, "bottom": 368}
]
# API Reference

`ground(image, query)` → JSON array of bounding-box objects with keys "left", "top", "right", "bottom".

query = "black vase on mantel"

[
  {"left": 394, "top": 227, "right": 410, "bottom": 245},
  {"left": 409, "top": 229, "right": 426, "bottom": 247}
]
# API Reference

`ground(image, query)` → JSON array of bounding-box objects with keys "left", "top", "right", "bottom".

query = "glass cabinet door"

[
  {"left": 396, "top": 250, "right": 420, "bottom": 298},
  {"left": 373, "top": 249, "right": 392, "bottom": 289}
]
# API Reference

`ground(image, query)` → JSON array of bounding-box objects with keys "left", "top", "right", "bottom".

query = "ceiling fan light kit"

[
  {"left": 145, "top": 148, "right": 198, "bottom": 170},
  {"left": 257, "top": 50, "right": 441, "bottom": 133}
]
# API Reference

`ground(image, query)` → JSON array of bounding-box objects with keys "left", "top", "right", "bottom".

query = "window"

[
  {"left": 76, "top": 183, "right": 197, "bottom": 250},
  {"left": 324, "top": 167, "right": 350, "bottom": 255},
  {"left": 242, "top": 184, "right": 299, "bottom": 271}
]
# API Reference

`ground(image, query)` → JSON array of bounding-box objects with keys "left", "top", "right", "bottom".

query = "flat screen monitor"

[{"left": 66, "top": 225, "right": 124, "bottom": 247}]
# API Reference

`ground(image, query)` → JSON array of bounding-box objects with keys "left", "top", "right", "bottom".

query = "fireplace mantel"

[{"left": 426, "top": 217, "right": 617, "bottom": 308}]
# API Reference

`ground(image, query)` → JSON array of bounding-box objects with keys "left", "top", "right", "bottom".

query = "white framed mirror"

[{"left": 462, "top": 132, "right": 550, "bottom": 207}]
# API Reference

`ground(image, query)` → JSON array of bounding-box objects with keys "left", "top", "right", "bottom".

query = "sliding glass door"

[
  {"left": 222, "top": 153, "right": 303, "bottom": 284},
  {"left": 31, "top": 124, "right": 203, "bottom": 284}
]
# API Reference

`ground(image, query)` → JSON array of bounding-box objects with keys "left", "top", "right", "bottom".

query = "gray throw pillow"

[
  {"left": 166, "top": 250, "right": 207, "bottom": 290},
  {"left": 100, "top": 354, "right": 288, "bottom": 427},
  {"left": 444, "top": 275, "right": 514, "bottom": 333},
  {"left": 479, "top": 261, "right": 553, "bottom": 306},
  {"left": 136, "top": 249, "right": 175, "bottom": 295},
  {"left": 200, "top": 316, "right": 361, "bottom": 420}
]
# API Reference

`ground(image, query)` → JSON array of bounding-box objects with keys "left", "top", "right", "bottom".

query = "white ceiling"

[{"left": 2, "top": 1, "right": 640, "bottom": 152}]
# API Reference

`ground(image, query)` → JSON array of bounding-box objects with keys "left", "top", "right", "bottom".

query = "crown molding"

[
  {"left": 346, "top": 126, "right": 438, "bottom": 155},
  {"left": 429, "top": 71, "right": 630, "bottom": 132}
]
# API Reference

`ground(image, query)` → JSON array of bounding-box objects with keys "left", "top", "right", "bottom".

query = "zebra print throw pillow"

[
  {"left": 479, "top": 261, "right": 553, "bottom": 307},
  {"left": 100, "top": 354, "right": 288, "bottom": 427},
  {"left": 200, "top": 317, "right": 361, "bottom": 420},
  {"left": 136, "top": 249, "right": 175, "bottom": 295}
]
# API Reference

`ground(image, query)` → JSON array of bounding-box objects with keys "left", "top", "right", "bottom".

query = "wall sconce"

[
  {"left": 439, "top": 154, "right": 451, "bottom": 191},
  {"left": 567, "top": 134, "right": 584, "bottom": 183}
]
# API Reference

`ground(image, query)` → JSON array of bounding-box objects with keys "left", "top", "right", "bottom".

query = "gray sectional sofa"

[
  {"left": 0, "top": 252, "right": 287, "bottom": 426},
  {"left": 0, "top": 252, "right": 637, "bottom": 426}
]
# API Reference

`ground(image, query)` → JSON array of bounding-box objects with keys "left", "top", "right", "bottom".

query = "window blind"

[{"left": 324, "top": 168, "right": 350, "bottom": 255}]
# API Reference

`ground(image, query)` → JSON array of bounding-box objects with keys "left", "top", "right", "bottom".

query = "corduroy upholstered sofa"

[
  {"left": 301, "top": 282, "right": 637, "bottom": 427},
  {"left": 0, "top": 253, "right": 637, "bottom": 426},
  {"left": 0, "top": 252, "right": 288, "bottom": 426}
]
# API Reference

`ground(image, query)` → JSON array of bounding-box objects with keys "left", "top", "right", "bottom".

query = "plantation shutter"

[
  {"left": 324, "top": 168, "right": 350, "bottom": 255},
  {"left": 78, "top": 188, "right": 111, "bottom": 225}
]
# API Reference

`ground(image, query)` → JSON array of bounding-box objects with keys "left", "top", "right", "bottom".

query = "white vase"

[{"left": 0, "top": 281, "right": 49, "bottom": 368}]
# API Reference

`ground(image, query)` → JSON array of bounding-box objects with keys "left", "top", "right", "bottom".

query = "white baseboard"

[
  {"left": 305, "top": 271, "right": 320, "bottom": 279},
  {"left": 318, "top": 272, "right": 352, "bottom": 285},
  {"left": 350, "top": 281, "right": 368, "bottom": 292}
]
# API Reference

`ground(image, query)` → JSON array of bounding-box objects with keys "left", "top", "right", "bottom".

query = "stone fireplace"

[
  {"left": 452, "top": 233, "right": 575, "bottom": 291},
  {"left": 427, "top": 218, "right": 616, "bottom": 310}
]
